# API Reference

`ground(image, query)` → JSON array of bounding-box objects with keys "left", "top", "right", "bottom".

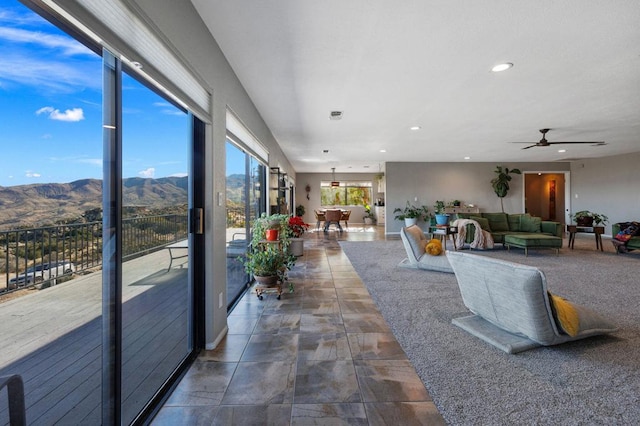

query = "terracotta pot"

[{"left": 265, "top": 229, "right": 279, "bottom": 241}]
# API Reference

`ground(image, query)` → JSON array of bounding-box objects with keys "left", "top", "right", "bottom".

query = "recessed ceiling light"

[
  {"left": 558, "top": 149, "right": 567, "bottom": 153},
  {"left": 464, "top": 156, "right": 471, "bottom": 160},
  {"left": 329, "top": 111, "right": 343, "bottom": 120},
  {"left": 410, "top": 126, "right": 421, "bottom": 131},
  {"left": 491, "top": 62, "right": 513, "bottom": 72},
  {"left": 380, "top": 149, "right": 387, "bottom": 153}
]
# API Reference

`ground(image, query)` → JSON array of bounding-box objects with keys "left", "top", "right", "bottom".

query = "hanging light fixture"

[{"left": 331, "top": 167, "right": 340, "bottom": 187}]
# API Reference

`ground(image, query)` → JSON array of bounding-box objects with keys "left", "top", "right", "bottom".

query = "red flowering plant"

[{"left": 288, "top": 216, "right": 310, "bottom": 238}]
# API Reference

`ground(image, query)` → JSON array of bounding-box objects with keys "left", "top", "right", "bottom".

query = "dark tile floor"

[{"left": 151, "top": 226, "right": 446, "bottom": 425}]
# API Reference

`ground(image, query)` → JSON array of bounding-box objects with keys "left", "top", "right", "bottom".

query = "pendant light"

[{"left": 331, "top": 168, "right": 340, "bottom": 187}]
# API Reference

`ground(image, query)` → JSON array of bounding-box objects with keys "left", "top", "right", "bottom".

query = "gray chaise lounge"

[
  {"left": 399, "top": 225, "right": 453, "bottom": 273},
  {"left": 446, "top": 251, "right": 617, "bottom": 353}
]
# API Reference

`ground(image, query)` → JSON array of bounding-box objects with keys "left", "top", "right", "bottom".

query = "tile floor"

[{"left": 151, "top": 226, "right": 446, "bottom": 425}]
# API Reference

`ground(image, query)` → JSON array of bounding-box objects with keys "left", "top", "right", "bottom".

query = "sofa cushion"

[
  {"left": 469, "top": 216, "right": 491, "bottom": 232},
  {"left": 507, "top": 214, "right": 525, "bottom": 232},
  {"left": 520, "top": 215, "right": 542, "bottom": 233},
  {"left": 482, "top": 213, "right": 509, "bottom": 232},
  {"left": 548, "top": 293, "right": 579, "bottom": 336},
  {"left": 402, "top": 225, "right": 427, "bottom": 259},
  {"left": 425, "top": 239, "right": 443, "bottom": 256}
]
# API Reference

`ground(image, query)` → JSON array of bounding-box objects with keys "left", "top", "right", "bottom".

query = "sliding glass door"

[
  {"left": 226, "top": 139, "right": 266, "bottom": 309},
  {"left": 119, "top": 70, "right": 192, "bottom": 424}
]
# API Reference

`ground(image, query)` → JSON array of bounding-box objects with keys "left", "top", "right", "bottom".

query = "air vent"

[{"left": 329, "top": 111, "right": 343, "bottom": 120}]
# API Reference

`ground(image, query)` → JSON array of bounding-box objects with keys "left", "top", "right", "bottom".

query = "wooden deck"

[{"left": 0, "top": 249, "right": 190, "bottom": 425}]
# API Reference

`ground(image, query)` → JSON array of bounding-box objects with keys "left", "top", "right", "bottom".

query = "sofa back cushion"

[
  {"left": 520, "top": 214, "right": 542, "bottom": 232},
  {"left": 400, "top": 225, "right": 426, "bottom": 261},
  {"left": 481, "top": 213, "right": 509, "bottom": 232},
  {"left": 507, "top": 214, "right": 525, "bottom": 232},
  {"left": 469, "top": 216, "right": 491, "bottom": 231}
]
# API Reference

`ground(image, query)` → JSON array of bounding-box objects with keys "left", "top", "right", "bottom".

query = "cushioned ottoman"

[{"left": 504, "top": 234, "right": 562, "bottom": 256}]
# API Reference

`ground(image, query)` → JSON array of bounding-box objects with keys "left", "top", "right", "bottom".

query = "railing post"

[{"left": 0, "top": 375, "right": 26, "bottom": 426}]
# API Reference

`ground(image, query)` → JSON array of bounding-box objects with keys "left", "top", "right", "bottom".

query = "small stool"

[{"left": 504, "top": 234, "right": 563, "bottom": 256}]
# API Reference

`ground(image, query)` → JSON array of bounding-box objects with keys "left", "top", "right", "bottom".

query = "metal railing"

[{"left": 1, "top": 214, "right": 188, "bottom": 294}]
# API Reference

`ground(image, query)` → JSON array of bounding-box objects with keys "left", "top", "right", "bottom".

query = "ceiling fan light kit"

[{"left": 512, "top": 128, "right": 605, "bottom": 150}]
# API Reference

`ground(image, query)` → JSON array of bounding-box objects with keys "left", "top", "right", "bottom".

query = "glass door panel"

[
  {"left": 226, "top": 141, "right": 249, "bottom": 307},
  {"left": 120, "top": 71, "right": 190, "bottom": 423}
]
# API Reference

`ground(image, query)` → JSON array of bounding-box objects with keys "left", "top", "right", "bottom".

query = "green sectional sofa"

[{"left": 456, "top": 212, "right": 563, "bottom": 246}]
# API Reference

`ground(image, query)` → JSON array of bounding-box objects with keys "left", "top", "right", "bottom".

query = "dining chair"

[
  {"left": 340, "top": 210, "right": 351, "bottom": 229},
  {"left": 324, "top": 209, "right": 343, "bottom": 232},
  {"left": 314, "top": 210, "right": 326, "bottom": 231}
]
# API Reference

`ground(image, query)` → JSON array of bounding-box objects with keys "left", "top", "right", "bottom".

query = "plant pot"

[
  {"left": 576, "top": 217, "right": 594, "bottom": 227},
  {"left": 404, "top": 218, "right": 418, "bottom": 227},
  {"left": 290, "top": 238, "right": 304, "bottom": 256},
  {"left": 265, "top": 229, "right": 279, "bottom": 241},
  {"left": 254, "top": 274, "right": 278, "bottom": 286},
  {"left": 364, "top": 218, "right": 373, "bottom": 225},
  {"left": 435, "top": 214, "right": 450, "bottom": 225}
]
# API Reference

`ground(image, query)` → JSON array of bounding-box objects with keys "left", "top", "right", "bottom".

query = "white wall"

[
  {"left": 294, "top": 172, "right": 378, "bottom": 225},
  {"left": 569, "top": 152, "right": 640, "bottom": 229},
  {"left": 136, "top": 0, "right": 295, "bottom": 348}
]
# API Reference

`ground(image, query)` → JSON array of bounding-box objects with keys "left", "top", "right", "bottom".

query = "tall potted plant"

[
  {"left": 288, "top": 215, "right": 309, "bottom": 256},
  {"left": 491, "top": 165, "right": 521, "bottom": 212}
]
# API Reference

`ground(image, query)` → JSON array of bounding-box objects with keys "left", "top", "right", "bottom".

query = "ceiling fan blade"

[
  {"left": 546, "top": 141, "right": 605, "bottom": 145},
  {"left": 521, "top": 144, "right": 538, "bottom": 150}
]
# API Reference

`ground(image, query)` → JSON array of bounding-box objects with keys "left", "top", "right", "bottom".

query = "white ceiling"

[{"left": 191, "top": 0, "right": 640, "bottom": 173}]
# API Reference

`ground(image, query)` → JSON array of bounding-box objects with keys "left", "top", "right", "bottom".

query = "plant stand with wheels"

[{"left": 254, "top": 274, "right": 283, "bottom": 300}]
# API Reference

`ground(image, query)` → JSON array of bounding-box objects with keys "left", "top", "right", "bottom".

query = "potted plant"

[
  {"left": 295, "top": 204, "right": 306, "bottom": 218},
  {"left": 433, "top": 200, "right": 450, "bottom": 225},
  {"left": 288, "top": 215, "right": 309, "bottom": 256},
  {"left": 363, "top": 203, "right": 375, "bottom": 225},
  {"left": 571, "top": 210, "right": 608, "bottom": 227},
  {"left": 394, "top": 201, "right": 429, "bottom": 227},
  {"left": 491, "top": 165, "right": 521, "bottom": 212}
]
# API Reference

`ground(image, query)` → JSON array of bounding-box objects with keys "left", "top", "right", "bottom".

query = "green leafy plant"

[
  {"left": 571, "top": 210, "right": 608, "bottom": 226},
  {"left": 491, "top": 166, "right": 522, "bottom": 212},
  {"left": 295, "top": 204, "right": 306, "bottom": 217},
  {"left": 363, "top": 203, "right": 375, "bottom": 219},
  {"left": 393, "top": 201, "right": 429, "bottom": 221},
  {"left": 433, "top": 200, "right": 446, "bottom": 215}
]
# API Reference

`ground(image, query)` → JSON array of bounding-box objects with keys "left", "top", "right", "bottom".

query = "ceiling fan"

[{"left": 512, "top": 128, "right": 606, "bottom": 150}]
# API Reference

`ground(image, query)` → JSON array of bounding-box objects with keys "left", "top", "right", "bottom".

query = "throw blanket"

[{"left": 452, "top": 218, "right": 495, "bottom": 249}]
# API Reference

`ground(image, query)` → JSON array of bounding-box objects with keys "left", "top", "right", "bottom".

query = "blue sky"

[{"left": 0, "top": 0, "right": 189, "bottom": 187}]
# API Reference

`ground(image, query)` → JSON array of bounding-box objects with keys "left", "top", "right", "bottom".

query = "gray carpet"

[{"left": 339, "top": 238, "right": 640, "bottom": 425}]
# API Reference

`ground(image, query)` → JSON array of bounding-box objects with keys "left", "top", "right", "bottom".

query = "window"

[{"left": 320, "top": 181, "right": 372, "bottom": 207}]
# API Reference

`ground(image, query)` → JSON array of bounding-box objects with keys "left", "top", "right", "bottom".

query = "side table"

[
  {"left": 429, "top": 225, "right": 458, "bottom": 251},
  {"left": 567, "top": 225, "right": 604, "bottom": 251}
]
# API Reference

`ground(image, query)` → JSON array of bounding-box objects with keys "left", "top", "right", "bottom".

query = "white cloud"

[
  {"left": 138, "top": 168, "right": 155, "bottom": 178},
  {"left": 0, "top": 27, "right": 93, "bottom": 56},
  {"left": 169, "top": 173, "right": 188, "bottom": 178},
  {"left": 25, "top": 171, "right": 41, "bottom": 178},
  {"left": 36, "top": 106, "right": 85, "bottom": 122},
  {"left": 0, "top": 54, "right": 100, "bottom": 94}
]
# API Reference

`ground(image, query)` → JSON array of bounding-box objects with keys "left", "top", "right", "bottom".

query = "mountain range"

[{"left": 0, "top": 177, "right": 189, "bottom": 230}]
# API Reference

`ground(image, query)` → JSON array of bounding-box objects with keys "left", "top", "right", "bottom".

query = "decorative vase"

[
  {"left": 435, "top": 214, "right": 450, "bottom": 226},
  {"left": 404, "top": 218, "right": 418, "bottom": 227},
  {"left": 265, "top": 229, "right": 279, "bottom": 241},
  {"left": 290, "top": 238, "right": 304, "bottom": 256}
]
